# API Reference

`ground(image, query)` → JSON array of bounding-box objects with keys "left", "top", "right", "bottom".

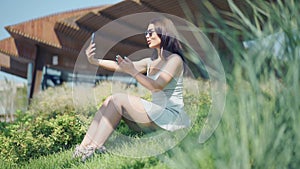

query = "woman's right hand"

[{"left": 85, "top": 43, "right": 98, "bottom": 65}]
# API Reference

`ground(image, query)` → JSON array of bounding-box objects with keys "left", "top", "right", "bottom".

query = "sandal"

[
  {"left": 73, "top": 145, "right": 85, "bottom": 158},
  {"left": 73, "top": 145, "right": 107, "bottom": 162},
  {"left": 81, "top": 146, "right": 96, "bottom": 162},
  {"left": 95, "top": 146, "right": 107, "bottom": 154}
]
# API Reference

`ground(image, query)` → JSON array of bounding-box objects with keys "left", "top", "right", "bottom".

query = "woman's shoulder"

[
  {"left": 164, "top": 54, "right": 183, "bottom": 73},
  {"left": 167, "top": 53, "right": 183, "bottom": 62}
]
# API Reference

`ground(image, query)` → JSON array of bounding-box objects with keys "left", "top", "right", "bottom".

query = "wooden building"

[{"left": 0, "top": 0, "right": 249, "bottom": 98}]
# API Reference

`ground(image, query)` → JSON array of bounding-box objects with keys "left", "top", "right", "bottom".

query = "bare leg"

[
  {"left": 79, "top": 98, "right": 109, "bottom": 147},
  {"left": 80, "top": 93, "right": 158, "bottom": 149}
]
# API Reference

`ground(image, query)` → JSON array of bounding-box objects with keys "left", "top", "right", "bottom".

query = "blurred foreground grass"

[{"left": 164, "top": 0, "right": 300, "bottom": 169}]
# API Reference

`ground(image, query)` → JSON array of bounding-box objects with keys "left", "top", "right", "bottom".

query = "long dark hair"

[{"left": 149, "top": 17, "right": 185, "bottom": 62}]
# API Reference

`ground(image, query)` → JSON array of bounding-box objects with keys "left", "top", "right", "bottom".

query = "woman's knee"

[
  {"left": 111, "top": 93, "right": 127, "bottom": 102},
  {"left": 111, "top": 93, "right": 128, "bottom": 106},
  {"left": 102, "top": 94, "right": 125, "bottom": 113},
  {"left": 103, "top": 95, "right": 114, "bottom": 106}
]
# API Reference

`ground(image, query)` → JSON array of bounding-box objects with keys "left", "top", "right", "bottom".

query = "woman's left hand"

[{"left": 117, "top": 56, "right": 139, "bottom": 77}]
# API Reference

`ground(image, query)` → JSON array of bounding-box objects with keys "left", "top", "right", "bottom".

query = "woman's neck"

[{"left": 156, "top": 48, "right": 165, "bottom": 61}]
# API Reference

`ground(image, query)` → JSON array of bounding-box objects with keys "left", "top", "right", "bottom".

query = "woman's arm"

[
  {"left": 86, "top": 43, "right": 149, "bottom": 73},
  {"left": 118, "top": 54, "right": 183, "bottom": 92},
  {"left": 86, "top": 43, "right": 119, "bottom": 71}
]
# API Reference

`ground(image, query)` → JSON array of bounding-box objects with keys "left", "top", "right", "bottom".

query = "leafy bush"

[
  {"left": 0, "top": 83, "right": 105, "bottom": 164},
  {"left": 0, "top": 110, "right": 86, "bottom": 164}
]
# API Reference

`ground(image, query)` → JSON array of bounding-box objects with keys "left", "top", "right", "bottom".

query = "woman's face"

[{"left": 145, "top": 24, "right": 161, "bottom": 49}]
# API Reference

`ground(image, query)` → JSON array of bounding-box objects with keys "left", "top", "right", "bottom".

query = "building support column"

[
  {"left": 29, "top": 46, "right": 44, "bottom": 99},
  {"left": 27, "top": 62, "right": 33, "bottom": 99}
]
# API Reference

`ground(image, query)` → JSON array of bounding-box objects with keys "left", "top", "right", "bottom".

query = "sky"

[{"left": 0, "top": 0, "right": 122, "bottom": 83}]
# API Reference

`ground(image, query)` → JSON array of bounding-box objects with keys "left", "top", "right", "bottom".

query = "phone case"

[{"left": 91, "top": 33, "right": 95, "bottom": 43}]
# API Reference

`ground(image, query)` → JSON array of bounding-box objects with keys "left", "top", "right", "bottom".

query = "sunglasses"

[{"left": 144, "top": 30, "right": 155, "bottom": 37}]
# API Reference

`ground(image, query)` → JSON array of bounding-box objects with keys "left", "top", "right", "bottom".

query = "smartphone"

[{"left": 91, "top": 33, "right": 95, "bottom": 43}]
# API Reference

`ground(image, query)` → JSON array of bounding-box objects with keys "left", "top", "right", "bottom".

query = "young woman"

[{"left": 73, "top": 17, "right": 191, "bottom": 161}]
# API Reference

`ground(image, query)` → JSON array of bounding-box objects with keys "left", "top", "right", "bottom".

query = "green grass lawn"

[{"left": 0, "top": 149, "right": 168, "bottom": 169}]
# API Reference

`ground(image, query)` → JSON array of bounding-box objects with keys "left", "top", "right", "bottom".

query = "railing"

[{"left": 0, "top": 80, "right": 26, "bottom": 122}]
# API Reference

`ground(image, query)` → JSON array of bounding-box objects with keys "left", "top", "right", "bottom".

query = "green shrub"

[{"left": 0, "top": 111, "right": 87, "bottom": 164}]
